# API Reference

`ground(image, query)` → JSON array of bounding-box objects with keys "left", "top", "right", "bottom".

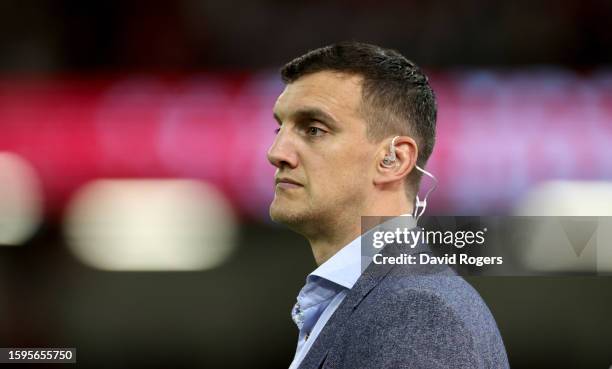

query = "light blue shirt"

[
  {"left": 288, "top": 215, "right": 416, "bottom": 369},
  {"left": 288, "top": 235, "right": 364, "bottom": 369}
]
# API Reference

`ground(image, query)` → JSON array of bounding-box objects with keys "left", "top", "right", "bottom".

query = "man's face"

[{"left": 268, "top": 71, "right": 377, "bottom": 231}]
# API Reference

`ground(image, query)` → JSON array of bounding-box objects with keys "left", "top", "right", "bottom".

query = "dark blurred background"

[
  {"left": 1, "top": 0, "right": 612, "bottom": 72},
  {"left": 0, "top": 1, "right": 612, "bottom": 368}
]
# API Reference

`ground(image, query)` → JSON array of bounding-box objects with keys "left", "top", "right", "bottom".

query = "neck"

[
  {"left": 306, "top": 217, "right": 360, "bottom": 265},
  {"left": 306, "top": 192, "right": 414, "bottom": 266}
]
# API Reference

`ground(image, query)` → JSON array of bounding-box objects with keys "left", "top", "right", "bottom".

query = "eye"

[
  {"left": 274, "top": 127, "right": 281, "bottom": 135},
  {"left": 307, "top": 126, "right": 326, "bottom": 136}
]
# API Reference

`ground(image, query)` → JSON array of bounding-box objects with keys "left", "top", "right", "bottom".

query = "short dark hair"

[{"left": 281, "top": 41, "right": 437, "bottom": 194}]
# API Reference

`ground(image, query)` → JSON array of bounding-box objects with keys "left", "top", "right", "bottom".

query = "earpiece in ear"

[
  {"left": 381, "top": 156, "right": 395, "bottom": 167},
  {"left": 381, "top": 136, "right": 400, "bottom": 168}
]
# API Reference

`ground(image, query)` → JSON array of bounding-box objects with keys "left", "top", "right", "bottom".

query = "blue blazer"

[{"left": 297, "top": 243, "right": 510, "bottom": 369}]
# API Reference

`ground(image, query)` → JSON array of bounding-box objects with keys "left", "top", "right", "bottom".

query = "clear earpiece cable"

[{"left": 413, "top": 165, "right": 438, "bottom": 222}]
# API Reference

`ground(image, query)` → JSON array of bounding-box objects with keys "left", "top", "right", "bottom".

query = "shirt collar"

[
  {"left": 308, "top": 235, "right": 362, "bottom": 290},
  {"left": 308, "top": 214, "right": 416, "bottom": 290}
]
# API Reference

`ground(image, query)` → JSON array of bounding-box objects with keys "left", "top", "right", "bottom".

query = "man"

[{"left": 268, "top": 42, "right": 509, "bottom": 369}]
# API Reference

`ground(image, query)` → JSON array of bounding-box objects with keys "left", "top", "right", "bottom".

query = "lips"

[
  {"left": 275, "top": 177, "right": 302, "bottom": 186},
  {"left": 275, "top": 177, "right": 303, "bottom": 190}
]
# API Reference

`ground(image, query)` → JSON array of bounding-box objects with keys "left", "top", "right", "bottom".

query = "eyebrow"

[{"left": 273, "top": 107, "right": 339, "bottom": 128}]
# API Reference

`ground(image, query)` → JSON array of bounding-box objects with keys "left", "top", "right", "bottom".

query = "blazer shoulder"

[{"left": 338, "top": 270, "right": 509, "bottom": 369}]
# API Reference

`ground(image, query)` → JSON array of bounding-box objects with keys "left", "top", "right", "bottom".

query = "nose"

[{"left": 267, "top": 128, "right": 298, "bottom": 169}]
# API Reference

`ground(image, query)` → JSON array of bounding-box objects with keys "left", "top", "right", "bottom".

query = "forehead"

[{"left": 273, "top": 71, "right": 364, "bottom": 121}]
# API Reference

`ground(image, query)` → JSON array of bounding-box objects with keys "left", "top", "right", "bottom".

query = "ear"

[{"left": 373, "top": 136, "right": 418, "bottom": 187}]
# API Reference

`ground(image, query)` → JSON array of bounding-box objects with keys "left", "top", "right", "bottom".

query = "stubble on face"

[{"left": 268, "top": 71, "right": 375, "bottom": 238}]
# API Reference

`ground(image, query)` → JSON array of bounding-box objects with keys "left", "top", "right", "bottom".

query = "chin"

[
  {"left": 269, "top": 204, "right": 297, "bottom": 224},
  {"left": 269, "top": 200, "right": 310, "bottom": 227}
]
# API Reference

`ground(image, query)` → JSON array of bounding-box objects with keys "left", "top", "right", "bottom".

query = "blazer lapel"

[{"left": 297, "top": 243, "right": 405, "bottom": 369}]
